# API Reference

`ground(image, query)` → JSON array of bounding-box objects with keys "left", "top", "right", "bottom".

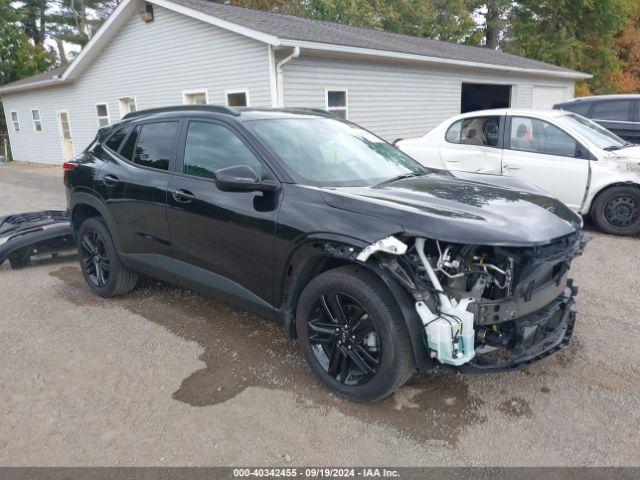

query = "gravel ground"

[{"left": 0, "top": 161, "right": 639, "bottom": 466}]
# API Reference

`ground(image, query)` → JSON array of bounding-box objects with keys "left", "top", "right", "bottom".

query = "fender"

[
  {"left": 69, "top": 190, "right": 122, "bottom": 250},
  {"left": 276, "top": 234, "right": 434, "bottom": 373}
]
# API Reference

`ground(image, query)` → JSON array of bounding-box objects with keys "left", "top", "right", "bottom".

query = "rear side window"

[
  {"left": 118, "top": 122, "right": 179, "bottom": 170},
  {"left": 105, "top": 126, "right": 131, "bottom": 152},
  {"left": 120, "top": 125, "right": 140, "bottom": 161},
  {"left": 445, "top": 116, "right": 500, "bottom": 147},
  {"left": 183, "top": 121, "right": 262, "bottom": 179},
  {"left": 560, "top": 102, "right": 591, "bottom": 116},
  {"left": 591, "top": 100, "right": 630, "bottom": 121}
]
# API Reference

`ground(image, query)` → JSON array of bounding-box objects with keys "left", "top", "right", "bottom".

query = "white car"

[{"left": 397, "top": 109, "right": 640, "bottom": 236}]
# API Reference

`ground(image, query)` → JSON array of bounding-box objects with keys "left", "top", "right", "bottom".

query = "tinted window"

[
  {"left": 591, "top": 100, "right": 630, "bottom": 121},
  {"left": 510, "top": 116, "right": 578, "bottom": 157},
  {"left": 132, "top": 122, "right": 179, "bottom": 170},
  {"left": 445, "top": 116, "right": 500, "bottom": 147},
  {"left": 105, "top": 126, "right": 131, "bottom": 152},
  {"left": 120, "top": 125, "right": 140, "bottom": 161},
  {"left": 183, "top": 122, "right": 262, "bottom": 179},
  {"left": 560, "top": 102, "right": 591, "bottom": 116}
]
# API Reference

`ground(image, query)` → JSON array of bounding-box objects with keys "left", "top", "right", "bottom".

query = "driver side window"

[
  {"left": 445, "top": 116, "right": 500, "bottom": 147},
  {"left": 183, "top": 121, "right": 262, "bottom": 179},
  {"left": 509, "top": 116, "right": 579, "bottom": 157}
]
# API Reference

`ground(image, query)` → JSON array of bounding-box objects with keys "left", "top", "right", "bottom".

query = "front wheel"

[
  {"left": 591, "top": 186, "right": 640, "bottom": 236},
  {"left": 296, "top": 265, "right": 414, "bottom": 402}
]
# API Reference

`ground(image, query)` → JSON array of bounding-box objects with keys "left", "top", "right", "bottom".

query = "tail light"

[{"left": 62, "top": 162, "right": 77, "bottom": 186}]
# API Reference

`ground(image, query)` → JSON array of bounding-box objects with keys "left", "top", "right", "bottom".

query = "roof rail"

[
  {"left": 284, "top": 108, "right": 337, "bottom": 118},
  {"left": 122, "top": 105, "right": 241, "bottom": 120}
]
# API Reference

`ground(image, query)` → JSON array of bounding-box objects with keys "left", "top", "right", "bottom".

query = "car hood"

[
  {"left": 616, "top": 145, "right": 640, "bottom": 161},
  {"left": 320, "top": 173, "right": 582, "bottom": 247}
]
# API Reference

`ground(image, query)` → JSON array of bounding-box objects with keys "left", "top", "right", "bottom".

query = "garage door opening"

[{"left": 461, "top": 83, "right": 511, "bottom": 113}]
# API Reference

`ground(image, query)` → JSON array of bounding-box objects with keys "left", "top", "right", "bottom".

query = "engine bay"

[{"left": 372, "top": 232, "right": 587, "bottom": 370}]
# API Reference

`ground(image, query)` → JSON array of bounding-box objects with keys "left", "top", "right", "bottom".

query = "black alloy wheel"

[
  {"left": 296, "top": 265, "right": 414, "bottom": 402},
  {"left": 81, "top": 231, "right": 110, "bottom": 288},
  {"left": 77, "top": 217, "right": 137, "bottom": 297},
  {"left": 307, "top": 292, "right": 381, "bottom": 386}
]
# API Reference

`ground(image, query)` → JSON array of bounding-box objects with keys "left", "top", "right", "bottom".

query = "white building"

[{"left": 0, "top": 0, "right": 590, "bottom": 164}]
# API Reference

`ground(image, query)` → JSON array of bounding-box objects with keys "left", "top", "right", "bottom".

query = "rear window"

[{"left": 559, "top": 102, "right": 591, "bottom": 116}]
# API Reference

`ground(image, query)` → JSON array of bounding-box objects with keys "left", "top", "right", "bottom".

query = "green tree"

[
  {"left": 227, "top": 0, "right": 477, "bottom": 43},
  {"left": 503, "top": 0, "right": 635, "bottom": 94}
]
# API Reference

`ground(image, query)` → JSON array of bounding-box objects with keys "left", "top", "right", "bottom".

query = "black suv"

[
  {"left": 65, "top": 106, "right": 585, "bottom": 402},
  {"left": 554, "top": 94, "right": 640, "bottom": 143}
]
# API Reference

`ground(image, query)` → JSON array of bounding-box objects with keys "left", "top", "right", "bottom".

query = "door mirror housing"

[{"left": 214, "top": 165, "right": 279, "bottom": 192}]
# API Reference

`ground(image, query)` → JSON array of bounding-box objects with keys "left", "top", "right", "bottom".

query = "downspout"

[{"left": 275, "top": 46, "right": 300, "bottom": 108}]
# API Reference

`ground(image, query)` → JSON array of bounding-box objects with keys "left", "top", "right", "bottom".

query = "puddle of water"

[{"left": 50, "top": 265, "right": 481, "bottom": 444}]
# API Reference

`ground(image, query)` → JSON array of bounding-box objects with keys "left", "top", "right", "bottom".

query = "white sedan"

[{"left": 397, "top": 109, "right": 640, "bottom": 236}]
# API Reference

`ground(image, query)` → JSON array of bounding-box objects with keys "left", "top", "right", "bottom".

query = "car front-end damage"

[{"left": 358, "top": 232, "right": 587, "bottom": 372}]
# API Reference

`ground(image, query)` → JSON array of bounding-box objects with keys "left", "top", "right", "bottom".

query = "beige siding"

[
  {"left": 281, "top": 55, "right": 575, "bottom": 141},
  {"left": 2, "top": 5, "right": 272, "bottom": 164}
]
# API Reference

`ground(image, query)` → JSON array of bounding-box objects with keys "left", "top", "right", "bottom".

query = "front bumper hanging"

[{"left": 0, "top": 210, "right": 74, "bottom": 269}]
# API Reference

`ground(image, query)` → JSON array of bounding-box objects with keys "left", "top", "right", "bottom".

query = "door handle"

[
  {"left": 172, "top": 189, "right": 195, "bottom": 203},
  {"left": 503, "top": 164, "right": 520, "bottom": 171},
  {"left": 103, "top": 174, "right": 120, "bottom": 186}
]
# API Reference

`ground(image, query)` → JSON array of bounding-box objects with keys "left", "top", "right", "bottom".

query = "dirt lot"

[{"left": 1, "top": 161, "right": 639, "bottom": 467}]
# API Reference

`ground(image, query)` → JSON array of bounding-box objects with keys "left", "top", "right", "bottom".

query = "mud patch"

[
  {"left": 498, "top": 397, "right": 532, "bottom": 417},
  {"left": 50, "top": 265, "right": 481, "bottom": 445}
]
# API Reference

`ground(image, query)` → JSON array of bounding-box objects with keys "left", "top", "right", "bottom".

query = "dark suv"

[
  {"left": 554, "top": 94, "right": 640, "bottom": 143},
  {"left": 65, "top": 106, "right": 585, "bottom": 402}
]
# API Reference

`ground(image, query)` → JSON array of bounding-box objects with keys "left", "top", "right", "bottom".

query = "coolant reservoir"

[{"left": 416, "top": 299, "right": 475, "bottom": 366}]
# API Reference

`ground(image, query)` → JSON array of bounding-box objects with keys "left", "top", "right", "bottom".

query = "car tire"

[
  {"left": 296, "top": 265, "right": 414, "bottom": 402},
  {"left": 8, "top": 248, "right": 31, "bottom": 269},
  {"left": 77, "top": 217, "right": 137, "bottom": 297},
  {"left": 591, "top": 186, "right": 640, "bottom": 236}
]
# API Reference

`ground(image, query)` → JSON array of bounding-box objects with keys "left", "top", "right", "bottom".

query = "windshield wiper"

[{"left": 376, "top": 172, "right": 424, "bottom": 186}]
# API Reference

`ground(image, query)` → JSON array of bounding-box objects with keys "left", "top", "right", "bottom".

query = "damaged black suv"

[{"left": 65, "top": 106, "right": 586, "bottom": 402}]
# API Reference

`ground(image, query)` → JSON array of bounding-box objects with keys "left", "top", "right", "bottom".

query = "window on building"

[
  {"left": 131, "top": 121, "right": 179, "bottom": 171},
  {"left": 509, "top": 116, "right": 578, "bottom": 157},
  {"left": 31, "top": 109, "right": 43, "bottom": 132},
  {"left": 226, "top": 90, "right": 249, "bottom": 107},
  {"left": 183, "top": 121, "right": 262, "bottom": 179},
  {"left": 326, "top": 89, "right": 348, "bottom": 119},
  {"left": 118, "top": 97, "right": 137, "bottom": 118},
  {"left": 96, "top": 104, "right": 110, "bottom": 128},
  {"left": 445, "top": 116, "right": 501, "bottom": 147},
  {"left": 10, "top": 111, "right": 20, "bottom": 132},
  {"left": 183, "top": 90, "right": 208, "bottom": 105}
]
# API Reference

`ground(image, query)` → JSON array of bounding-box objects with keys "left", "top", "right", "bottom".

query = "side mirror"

[
  {"left": 574, "top": 144, "right": 591, "bottom": 160},
  {"left": 214, "top": 165, "right": 279, "bottom": 193}
]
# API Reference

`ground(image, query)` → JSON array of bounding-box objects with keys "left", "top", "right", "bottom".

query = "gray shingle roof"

[
  {"left": 1, "top": 65, "right": 66, "bottom": 90},
  {"left": 170, "top": 0, "right": 584, "bottom": 75}
]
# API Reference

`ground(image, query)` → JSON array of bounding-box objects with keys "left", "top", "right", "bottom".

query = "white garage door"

[{"left": 531, "top": 85, "right": 568, "bottom": 110}]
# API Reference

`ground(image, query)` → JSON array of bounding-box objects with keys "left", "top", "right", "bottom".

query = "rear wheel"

[
  {"left": 78, "top": 217, "right": 137, "bottom": 297},
  {"left": 592, "top": 186, "right": 640, "bottom": 236},
  {"left": 296, "top": 265, "right": 414, "bottom": 402}
]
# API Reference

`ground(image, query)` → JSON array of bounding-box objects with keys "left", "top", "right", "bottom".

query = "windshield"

[
  {"left": 556, "top": 113, "right": 628, "bottom": 150},
  {"left": 245, "top": 118, "right": 429, "bottom": 187}
]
